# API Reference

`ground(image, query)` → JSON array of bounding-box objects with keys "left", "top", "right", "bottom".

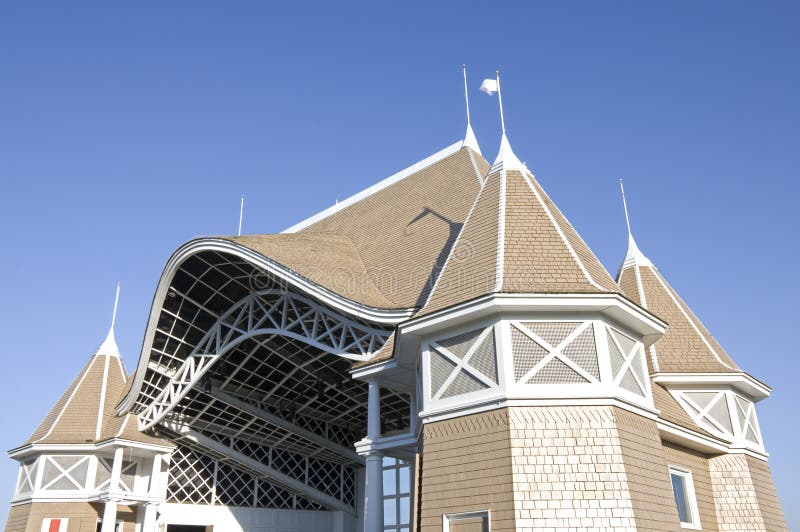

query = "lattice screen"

[
  {"left": 14, "top": 459, "right": 36, "bottom": 496},
  {"left": 95, "top": 458, "right": 138, "bottom": 492},
  {"left": 606, "top": 327, "right": 647, "bottom": 396},
  {"left": 510, "top": 321, "right": 600, "bottom": 385},
  {"left": 167, "top": 444, "right": 342, "bottom": 510},
  {"left": 428, "top": 326, "right": 498, "bottom": 400},
  {"left": 680, "top": 391, "right": 734, "bottom": 438},
  {"left": 39, "top": 456, "right": 90, "bottom": 491},
  {"left": 734, "top": 395, "right": 762, "bottom": 445}
]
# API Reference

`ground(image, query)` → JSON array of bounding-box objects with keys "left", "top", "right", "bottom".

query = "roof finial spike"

[
  {"left": 496, "top": 70, "right": 506, "bottom": 136},
  {"left": 462, "top": 64, "right": 471, "bottom": 126},
  {"left": 461, "top": 65, "right": 481, "bottom": 155},
  {"left": 238, "top": 194, "right": 245, "bottom": 236},
  {"left": 618, "top": 180, "right": 653, "bottom": 269},
  {"left": 619, "top": 178, "right": 633, "bottom": 237},
  {"left": 110, "top": 282, "right": 120, "bottom": 330},
  {"left": 98, "top": 283, "right": 121, "bottom": 357}
]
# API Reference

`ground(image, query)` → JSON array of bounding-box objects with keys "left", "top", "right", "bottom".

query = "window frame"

[
  {"left": 382, "top": 456, "right": 411, "bottom": 532},
  {"left": 668, "top": 466, "right": 701, "bottom": 530},
  {"left": 442, "top": 510, "right": 491, "bottom": 532}
]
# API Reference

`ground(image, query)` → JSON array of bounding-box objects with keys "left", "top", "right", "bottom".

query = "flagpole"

[
  {"left": 462, "top": 64, "right": 471, "bottom": 126},
  {"left": 111, "top": 283, "right": 120, "bottom": 330},
  {"left": 496, "top": 70, "right": 506, "bottom": 135}
]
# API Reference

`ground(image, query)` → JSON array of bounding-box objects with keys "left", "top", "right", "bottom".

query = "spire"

[
  {"left": 461, "top": 65, "right": 481, "bottom": 155},
  {"left": 616, "top": 184, "right": 739, "bottom": 374},
  {"left": 480, "top": 70, "right": 523, "bottom": 171},
  {"left": 96, "top": 283, "right": 121, "bottom": 357},
  {"left": 619, "top": 179, "right": 652, "bottom": 269}
]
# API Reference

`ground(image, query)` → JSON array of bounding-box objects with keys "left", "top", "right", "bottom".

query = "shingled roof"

[
  {"left": 617, "top": 233, "right": 740, "bottom": 374},
  {"left": 421, "top": 135, "right": 619, "bottom": 315},
  {"left": 24, "top": 327, "right": 168, "bottom": 447}
]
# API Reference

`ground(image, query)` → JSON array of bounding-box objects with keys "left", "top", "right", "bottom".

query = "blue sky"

[{"left": 1, "top": 1, "right": 798, "bottom": 528}]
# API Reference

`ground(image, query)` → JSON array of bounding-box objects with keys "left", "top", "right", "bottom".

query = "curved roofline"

[{"left": 118, "top": 237, "right": 413, "bottom": 415}]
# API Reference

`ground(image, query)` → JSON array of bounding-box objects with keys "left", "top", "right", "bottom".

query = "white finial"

[
  {"left": 463, "top": 64, "right": 471, "bottom": 126},
  {"left": 110, "top": 282, "right": 120, "bottom": 330},
  {"left": 97, "top": 283, "right": 121, "bottom": 357},
  {"left": 619, "top": 179, "right": 632, "bottom": 237},
  {"left": 619, "top": 180, "right": 653, "bottom": 268},
  {"left": 461, "top": 65, "right": 481, "bottom": 155},
  {"left": 238, "top": 194, "right": 245, "bottom": 236},
  {"left": 481, "top": 71, "right": 523, "bottom": 171}
]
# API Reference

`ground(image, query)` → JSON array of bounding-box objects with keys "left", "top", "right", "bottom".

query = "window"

[
  {"left": 669, "top": 467, "right": 701, "bottom": 529},
  {"left": 383, "top": 457, "right": 411, "bottom": 532},
  {"left": 443, "top": 510, "right": 490, "bottom": 532}
]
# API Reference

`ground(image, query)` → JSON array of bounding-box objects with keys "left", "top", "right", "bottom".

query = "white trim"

[
  {"left": 494, "top": 167, "right": 506, "bottom": 292},
  {"left": 520, "top": 170, "right": 606, "bottom": 291},
  {"left": 8, "top": 439, "right": 174, "bottom": 460},
  {"left": 96, "top": 353, "right": 111, "bottom": 440},
  {"left": 668, "top": 466, "right": 702, "bottom": 530},
  {"left": 467, "top": 147, "right": 485, "bottom": 186},
  {"left": 653, "top": 372, "right": 770, "bottom": 400},
  {"left": 283, "top": 141, "right": 463, "bottom": 233},
  {"left": 443, "top": 509, "right": 490, "bottom": 532},
  {"left": 405, "top": 293, "right": 666, "bottom": 340}
]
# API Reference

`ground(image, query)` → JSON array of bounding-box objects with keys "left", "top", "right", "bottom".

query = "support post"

[
  {"left": 101, "top": 447, "right": 125, "bottom": 532},
  {"left": 141, "top": 454, "right": 163, "bottom": 531},
  {"left": 363, "top": 379, "right": 383, "bottom": 531}
]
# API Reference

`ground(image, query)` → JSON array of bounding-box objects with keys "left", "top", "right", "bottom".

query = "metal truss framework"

[{"left": 140, "top": 287, "right": 391, "bottom": 430}]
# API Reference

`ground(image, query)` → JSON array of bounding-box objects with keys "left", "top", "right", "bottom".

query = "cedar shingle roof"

[
  {"left": 24, "top": 330, "right": 168, "bottom": 447},
  {"left": 617, "top": 236, "right": 739, "bottom": 374},
  {"left": 231, "top": 146, "right": 488, "bottom": 311},
  {"left": 421, "top": 154, "right": 619, "bottom": 315}
]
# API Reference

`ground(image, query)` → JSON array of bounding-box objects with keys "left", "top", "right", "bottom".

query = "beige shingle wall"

[
  {"left": 507, "top": 406, "right": 681, "bottom": 531},
  {"left": 709, "top": 453, "right": 788, "bottom": 531},
  {"left": 615, "top": 409, "right": 682, "bottom": 531},
  {"left": 746, "top": 456, "right": 788, "bottom": 531},
  {"left": 3, "top": 502, "right": 138, "bottom": 532},
  {"left": 662, "top": 442, "right": 719, "bottom": 531},
  {"left": 418, "top": 409, "right": 516, "bottom": 531}
]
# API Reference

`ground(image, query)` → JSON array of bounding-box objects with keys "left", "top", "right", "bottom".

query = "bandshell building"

[{"left": 4, "top": 103, "right": 788, "bottom": 532}]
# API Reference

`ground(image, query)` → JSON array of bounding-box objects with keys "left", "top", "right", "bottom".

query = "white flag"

[{"left": 480, "top": 78, "right": 498, "bottom": 95}]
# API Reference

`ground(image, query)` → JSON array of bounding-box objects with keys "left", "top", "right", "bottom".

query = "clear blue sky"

[{"left": 1, "top": 1, "right": 797, "bottom": 528}]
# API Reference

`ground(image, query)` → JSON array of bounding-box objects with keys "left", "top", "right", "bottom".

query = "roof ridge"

[
  {"left": 518, "top": 169, "right": 607, "bottom": 292},
  {"left": 283, "top": 141, "right": 464, "bottom": 233}
]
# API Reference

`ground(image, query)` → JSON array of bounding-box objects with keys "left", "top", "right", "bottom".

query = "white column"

[
  {"left": 101, "top": 447, "right": 124, "bottom": 532},
  {"left": 367, "top": 379, "right": 381, "bottom": 441},
  {"left": 364, "top": 452, "right": 384, "bottom": 532},
  {"left": 141, "top": 454, "right": 162, "bottom": 532},
  {"left": 364, "top": 379, "right": 383, "bottom": 531}
]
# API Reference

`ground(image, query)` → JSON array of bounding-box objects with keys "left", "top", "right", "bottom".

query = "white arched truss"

[{"left": 138, "top": 288, "right": 391, "bottom": 431}]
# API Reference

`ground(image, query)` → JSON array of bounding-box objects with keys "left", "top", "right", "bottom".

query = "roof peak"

[
  {"left": 619, "top": 180, "right": 653, "bottom": 270},
  {"left": 95, "top": 283, "right": 121, "bottom": 357},
  {"left": 491, "top": 133, "right": 524, "bottom": 172},
  {"left": 462, "top": 123, "right": 481, "bottom": 155}
]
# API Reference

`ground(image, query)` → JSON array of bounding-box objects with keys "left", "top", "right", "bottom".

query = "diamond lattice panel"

[
  {"left": 522, "top": 322, "right": 581, "bottom": 348},
  {"left": 429, "top": 349, "right": 457, "bottom": 398},
  {"left": 468, "top": 329, "right": 498, "bottom": 383},
  {"left": 436, "top": 329, "right": 485, "bottom": 359},
  {"left": 560, "top": 326, "right": 599, "bottom": 379},
  {"left": 527, "top": 358, "right": 586, "bottom": 384},
  {"left": 511, "top": 326, "right": 549, "bottom": 381},
  {"left": 440, "top": 370, "right": 486, "bottom": 399}
]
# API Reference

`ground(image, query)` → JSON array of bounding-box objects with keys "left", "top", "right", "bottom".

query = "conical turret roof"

[
  {"left": 23, "top": 326, "right": 167, "bottom": 446},
  {"left": 617, "top": 233, "right": 739, "bottom": 374},
  {"left": 422, "top": 137, "right": 619, "bottom": 315}
]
